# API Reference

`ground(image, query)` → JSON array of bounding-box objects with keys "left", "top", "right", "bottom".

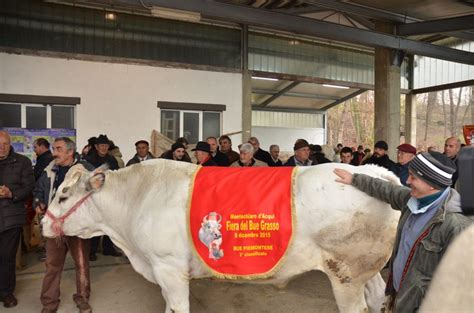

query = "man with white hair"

[
  {"left": 0, "top": 131, "right": 35, "bottom": 308},
  {"left": 334, "top": 151, "right": 472, "bottom": 313},
  {"left": 230, "top": 143, "right": 267, "bottom": 167},
  {"left": 284, "top": 139, "right": 315, "bottom": 166}
]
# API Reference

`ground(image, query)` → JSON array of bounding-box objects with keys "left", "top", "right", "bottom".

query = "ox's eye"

[
  {"left": 62, "top": 187, "right": 70, "bottom": 194},
  {"left": 59, "top": 196, "right": 68, "bottom": 203}
]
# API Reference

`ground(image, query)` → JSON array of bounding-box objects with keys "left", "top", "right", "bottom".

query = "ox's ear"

[{"left": 86, "top": 172, "right": 105, "bottom": 192}]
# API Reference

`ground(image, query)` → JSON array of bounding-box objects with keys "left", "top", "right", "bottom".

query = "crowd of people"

[{"left": 0, "top": 127, "right": 471, "bottom": 313}]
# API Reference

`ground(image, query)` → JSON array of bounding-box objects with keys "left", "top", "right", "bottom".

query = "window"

[
  {"left": 0, "top": 103, "right": 75, "bottom": 129},
  {"left": 26, "top": 106, "right": 47, "bottom": 128},
  {"left": 161, "top": 110, "right": 180, "bottom": 140},
  {"left": 51, "top": 106, "right": 75, "bottom": 129},
  {"left": 0, "top": 103, "right": 21, "bottom": 127},
  {"left": 160, "top": 110, "right": 221, "bottom": 143},
  {"left": 203, "top": 112, "right": 220, "bottom": 140}
]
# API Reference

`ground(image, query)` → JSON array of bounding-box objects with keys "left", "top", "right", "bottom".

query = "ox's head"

[
  {"left": 42, "top": 164, "right": 106, "bottom": 239},
  {"left": 201, "top": 213, "right": 223, "bottom": 240}
]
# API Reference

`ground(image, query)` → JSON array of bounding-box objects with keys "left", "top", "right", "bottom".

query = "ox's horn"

[
  {"left": 217, "top": 214, "right": 222, "bottom": 223},
  {"left": 202, "top": 215, "right": 208, "bottom": 223}
]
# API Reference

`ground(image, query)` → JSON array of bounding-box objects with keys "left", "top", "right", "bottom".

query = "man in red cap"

[{"left": 393, "top": 143, "right": 417, "bottom": 186}]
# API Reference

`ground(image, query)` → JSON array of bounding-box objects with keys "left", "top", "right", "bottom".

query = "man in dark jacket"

[
  {"left": 392, "top": 143, "right": 416, "bottom": 186},
  {"left": 248, "top": 137, "right": 273, "bottom": 166},
  {"left": 0, "top": 130, "right": 35, "bottom": 308},
  {"left": 284, "top": 139, "right": 316, "bottom": 166},
  {"left": 126, "top": 140, "right": 155, "bottom": 166},
  {"left": 33, "top": 138, "right": 53, "bottom": 181},
  {"left": 85, "top": 134, "right": 119, "bottom": 170},
  {"left": 207, "top": 137, "right": 229, "bottom": 166},
  {"left": 310, "top": 144, "right": 332, "bottom": 164},
  {"left": 85, "top": 134, "right": 122, "bottom": 260},
  {"left": 218, "top": 135, "right": 240, "bottom": 165},
  {"left": 34, "top": 137, "right": 93, "bottom": 313},
  {"left": 33, "top": 138, "right": 54, "bottom": 261},
  {"left": 192, "top": 142, "right": 218, "bottom": 166},
  {"left": 334, "top": 152, "right": 472, "bottom": 313},
  {"left": 161, "top": 143, "right": 191, "bottom": 163},
  {"left": 363, "top": 140, "right": 396, "bottom": 170},
  {"left": 351, "top": 145, "right": 365, "bottom": 165},
  {"left": 269, "top": 144, "right": 282, "bottom": 166}
]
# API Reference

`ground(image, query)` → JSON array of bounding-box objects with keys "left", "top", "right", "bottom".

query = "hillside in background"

[{"left": 328, "top": 87, "right": 474, "bottom": 151}]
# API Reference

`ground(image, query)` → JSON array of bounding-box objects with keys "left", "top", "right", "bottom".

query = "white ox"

[{"left": 42, "top": 160, "right": 400, "bottom": 313}]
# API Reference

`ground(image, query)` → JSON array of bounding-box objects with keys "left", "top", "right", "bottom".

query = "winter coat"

[
  {"left": 283, "top": 156, "right": 316, "bottom": 167},
  {"left": 362, "top": 154, "right": 396, "bottom": 170},
  {"left": 268, "top": 158, "right": 283, "bottom": 167},
  {"left": 392, "top": 162, "right": 410, "bottom": 186},
  {"left": 33, "top": 154, "right": 93, "bottom": 208},
  {"left": 0, "top": 150, "right": 35, "bottom": 232},
  {"left": 160, "top": 150, "right": 192, "bottom": 163},
  {"left": 212, "top": 150, "right": 230, "bottom": 167},
  {"left": 352, "top": 174, "right": 473, "bottom": 313},
  {"left": 109, "top": 147, "right": 125, "bottom": 168},
  {"left": 34, "top": 150, "right": 53, "bottom": 181},
  {"left": 254, "top": 148, "right": 273, "bottom": 166},
  {"left": 85, "top": 151, "right": 119, "bottom": 170},
  {"left": 127, "top": 152, "right": 156, "bottom": 166},
  {"left": 223, "top": 149, "right": 240, "bottom": 165},
  {"left": 230, "top": 159, "right": 268, "bottom": 167},
  {"left": 311, "top": 152, "right": 332, "bottom": 164}
]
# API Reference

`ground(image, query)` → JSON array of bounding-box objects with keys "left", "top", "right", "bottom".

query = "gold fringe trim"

[{"left": 188, "top": 167, "right": 298, "bottom": 280}]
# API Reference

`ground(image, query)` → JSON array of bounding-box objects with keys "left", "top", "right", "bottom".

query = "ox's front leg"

[
  {"left": 329, "top": 277, "right": 368, "bottom": 313},
  {"left": 364, "top": 273, "right": 386, "bottom": 313},
  {"left": 153, "top": 264, "right": 190, "bottom": 313}
]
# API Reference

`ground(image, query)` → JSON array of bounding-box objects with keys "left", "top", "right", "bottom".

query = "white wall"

[{"left": 0, "top": 53, "right": 242, "bottom": 162}]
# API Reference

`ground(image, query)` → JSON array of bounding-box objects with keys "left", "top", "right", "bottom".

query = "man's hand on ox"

[{"left": 334, "top": 168, "right": 353, "bottom": 185}]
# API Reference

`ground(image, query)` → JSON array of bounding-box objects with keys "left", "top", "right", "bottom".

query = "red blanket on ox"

[{"left": 189, "top": 166, "right": 295, "bottom": 279}]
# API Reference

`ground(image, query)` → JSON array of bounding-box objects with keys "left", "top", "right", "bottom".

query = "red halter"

[{"left": 45, "top": 192, "right": 92, "bottom": 237}]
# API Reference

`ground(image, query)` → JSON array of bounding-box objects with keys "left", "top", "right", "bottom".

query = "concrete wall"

[{"left": 0, "top": 53, "right": 242, "bottom": 162}]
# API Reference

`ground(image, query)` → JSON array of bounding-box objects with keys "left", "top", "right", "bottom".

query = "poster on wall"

[
  {"left": 463, "top": 125, "right": 474, "bottom": 146},
  {"left": 0, "top": 127, "right": 76, "bottom": 165}
]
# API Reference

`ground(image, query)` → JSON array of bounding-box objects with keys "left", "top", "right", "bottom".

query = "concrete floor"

[{"left": 7, "top": 252, "right": 340, "bottom": 313}]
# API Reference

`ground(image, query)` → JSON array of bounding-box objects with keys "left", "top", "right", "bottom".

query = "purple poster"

[{"left": 0, "top": 127, "right": 76, "bottom": 165}]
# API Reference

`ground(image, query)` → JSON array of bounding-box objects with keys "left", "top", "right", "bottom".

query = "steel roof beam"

[
  {"left": 397, "top": 15, "right": 474, "bottom": 36},
  {"left": 114, "top": 0, "right": 474, "bottom": 65},
  {"left": 320, "top": 89, "right": 367, "bottom": 110},
  {"left": 251, "top": 106, "right": 325, "bottom": 114},
  {"left": 304, "top": 0, "right": 474, "bottom": 41},
  {"left": 258, "top": 81, "right": 301, "bottom": 107},
  {"left": 273, "top": 5, "right": 329, "bottom": 15},
  {"left": 253, "top": 89, "right": 340, "bottom": 101},
  {"left": 303, "top": 0, "right": 420, "bottom": 23},
  {"left": 345, "top": 13, "right": 375, "bottom": 30}
]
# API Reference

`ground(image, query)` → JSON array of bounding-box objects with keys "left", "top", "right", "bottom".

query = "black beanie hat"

[{"left": 409, "top": 151, "right": 456, "bottom": 189}]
